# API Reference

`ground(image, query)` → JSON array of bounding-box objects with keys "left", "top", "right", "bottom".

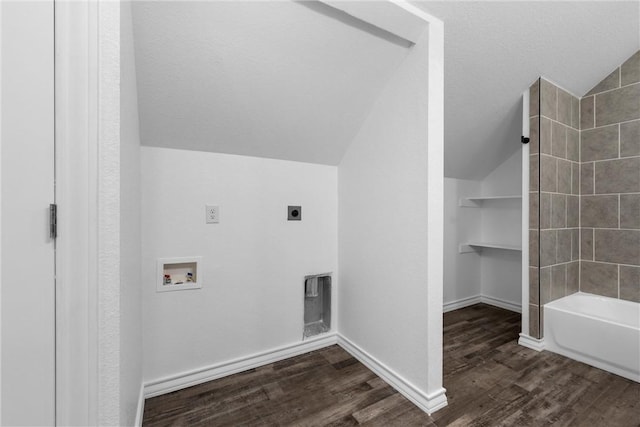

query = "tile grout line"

[
  {"left": 618, "top": 123, "right": 621, "bottom": 159},
  {"left": 564, "top": 260, "right": 568, "bottom": 297},
  {"left": 581, "top": 259, "right": 640, "bottom": 268},
  {"left": 592, "top": 161, "right": 596, "bottom": 195},
  {"left": 584, "top": 117, "right": 640, "bottom": 131},
  {"left": 564, "top": 121, "right": 568, "bottom": 159},
  {"left": 549, "top": 82, "right": 558, "bottom": 123},
  {"left": 593, "top": 94, "right": 596, "bottom": 128},
  {"left": 581, "top": 155, "right": 640, "bottom": 164},
  {"left": 587, "top": 76, "right": 638, "bottom": 97},
  {"left": 581, "top": 227, "right": 640, "bottom": 232}
]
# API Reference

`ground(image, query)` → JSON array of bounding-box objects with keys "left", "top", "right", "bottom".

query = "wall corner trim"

[
  {"left": 134, "top": 384, "right": 145, "bottom": 427},
  {"left": 518, "top": 333, "right": 545, "bottom": 352},
  {"left": 336, "top": 334, "right": 448, "bottom": 415},
  {"left": 143, "top": 334, "right": 338, "bottom": 398}
]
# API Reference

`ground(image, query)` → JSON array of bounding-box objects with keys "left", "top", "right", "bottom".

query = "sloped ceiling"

[
  {"left": 131, "top": 1, "right": 412, "bottom": 165},
  {"left": 414, "top": 1, "right": 640, "bottom": 179},
  {"left": 133, "top": 1, "right": 639, "bottom": 178}
]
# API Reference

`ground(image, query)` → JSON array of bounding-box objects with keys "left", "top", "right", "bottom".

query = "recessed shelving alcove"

[{"left": 458, "top": 194, "right": 522, "bottom": 254}]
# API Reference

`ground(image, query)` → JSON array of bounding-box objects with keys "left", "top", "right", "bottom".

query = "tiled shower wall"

[
  {"left": 579, "top": 50, "right": 640, "bottom": 302},
  {"left": 529, "top": 50, "right": 640, "bottom": 338},
  {"left": 528, "top": 79, "right": 541, "bottom": 337},
  {"left": 528, "top": 78, "right": 581, "bottom": 338}
]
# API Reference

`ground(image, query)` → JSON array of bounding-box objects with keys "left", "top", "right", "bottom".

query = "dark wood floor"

[{"left": 143, "top": 304, "right": 640, "bottom": 426}]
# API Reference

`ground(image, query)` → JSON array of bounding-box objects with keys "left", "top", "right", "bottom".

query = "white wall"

[
  {"left": 96, "top": 2, "right": 122, "bottom": 424},
  {"left": 481, "top": 149, "right": 522, "bottom": 197},
  {"left": 120, "top": 2, "right": 143, "bottom": 425},
  {"left": 141, "top": 147, "right": 338, "bottom": 382},
  {"left": 1, "top": 2, "right": 56, "bottom": 424},
  {"left": 338, "top": 29, "right": 435, "bottom": 396},
  {"left": 480, "top": 150, "right": 522, "bottom": 307},
  {"left": 444, "top": 150, "right": 522, "bottom": 311},
  {"left": 443, "top": 178, "right": 482, "bottom": 306}
]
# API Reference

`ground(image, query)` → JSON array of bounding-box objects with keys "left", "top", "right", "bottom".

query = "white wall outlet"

[{"left": 205, "top": 205, "right": 220, "bottom": 224}]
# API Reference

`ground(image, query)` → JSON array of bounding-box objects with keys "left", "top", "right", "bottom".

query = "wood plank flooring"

[{"left": 143, "top": 304, "right": 640, "bottom": 426}]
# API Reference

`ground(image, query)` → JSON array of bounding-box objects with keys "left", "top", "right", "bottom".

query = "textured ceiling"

[
  {"left": 131, "top": 1, "right": 411, "bottom": 165},
  {"left": 414, "top": 1, "right": 640, "bottom": 179},
  {"left": 132, "top": 1, "right": 640, "bottom": 178}
]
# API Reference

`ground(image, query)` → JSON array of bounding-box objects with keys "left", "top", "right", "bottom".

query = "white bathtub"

[{"left": 544, "top": 292, "right": 640, "bottom": 382}]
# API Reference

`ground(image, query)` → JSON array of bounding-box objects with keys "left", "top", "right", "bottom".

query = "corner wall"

[
  {"left": 479, "top": 150, "right": 522, "bottom": 308},
  {"left": 528, "top": 78, "right": 581, "bottom": 338},
  {"left": 528, "top": 50, "right": 640, "bottom": 338},
  {"left": 444, "top": 178, "right": 481, "bottom": 308},
  {"left": 338, "top": 29, "right": 438, "bottom": 400},
  {"left": 120, "top": 1, "right": 143, "bottom": 425},
  {"left": 579, "top": 50, "right": 640, "bottom": 302},
  {"left": 444, "top": 150, "right": 522, "bottom": 313},
  {"left": 96, "top": 1, "right": 122, "bottom": 424}
]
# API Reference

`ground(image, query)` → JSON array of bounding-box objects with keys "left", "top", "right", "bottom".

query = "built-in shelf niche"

[
  {"left": 157, "top": 256, "right": 202, "bottom": 292},
  {"left": 458, "top": 193, "right": 522, "bottom": 254}
]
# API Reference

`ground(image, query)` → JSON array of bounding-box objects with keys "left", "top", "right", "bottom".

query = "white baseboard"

[
  {"left": 518, "top": 333, "right": 545, "bottom": 352},
  {"left": 443, "top": 294, "right": 521, "bottom": 314},
  {"left": 144, "top": 332, "right": 449, "bottom": 417},
  {"left": 134, "top": 383, "right": 145, "bottom": 427},
  {"left": 480, "top": 295, "right": 521, "bottom": 313},
  {"left": 144, "top": 333, "right": 337, "bottom": 398},
  {"left": 337, "top": 334, "right": 448, "bottom": 415},
  {"left": 443, "top": 295, "right": 481, "bottom": 312}
]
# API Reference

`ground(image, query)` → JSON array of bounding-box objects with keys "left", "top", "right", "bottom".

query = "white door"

[{"left": 1, "top": 1, "right": 56, "bottom": 425}]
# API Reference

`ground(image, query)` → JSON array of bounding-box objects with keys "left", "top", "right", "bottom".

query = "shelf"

[
  {"left": 459, "top": 195, "right": 522, "bottom": 207},
  {"left": 459, "top": 242, "right": 522, "bottom": 253}
]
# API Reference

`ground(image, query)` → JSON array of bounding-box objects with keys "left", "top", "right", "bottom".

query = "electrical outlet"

[
  {"left": 288, "top": 205, "right": 301, "bottom": 221},
  {"left": 205, "top": 205, "right": 220, "bottom": 224}
]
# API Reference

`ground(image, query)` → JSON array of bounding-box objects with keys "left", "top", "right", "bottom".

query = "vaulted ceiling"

[
  {"left": 132, "top": 1, "right": 640, "bottom": 179},
  {"left": 415, "top": 1, "right": 640, "bottom": 179},
  {"left": 132, "top": 1, "right": 411, "bottom": 165}
]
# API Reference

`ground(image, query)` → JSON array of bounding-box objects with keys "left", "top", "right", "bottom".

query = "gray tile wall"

[
  {"left": 529, "top": 77, "right": 581, "bottom": 339},
  {"left": 529, "top": 79, "right": 541, "bottom": 338},
  {"left": 580, "top": 50, "right": 640, "bottom": 303},
  {"left": 538, "top": 79, "right": 581, "bottom": 315},
  {"left": 529, "top": 51, "right": 640, "bottom": 339}
]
